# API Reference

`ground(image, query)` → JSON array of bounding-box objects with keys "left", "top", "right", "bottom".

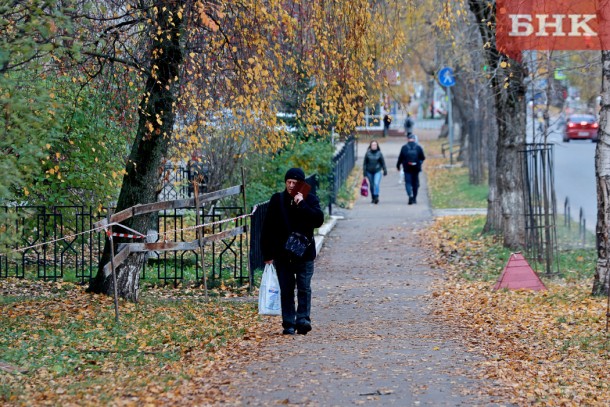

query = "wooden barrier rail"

[{"left": 98, "top": 171, "right": 250, "bottom": 300}]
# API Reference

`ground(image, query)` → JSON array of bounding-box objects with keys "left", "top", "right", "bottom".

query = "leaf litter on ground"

[
  {"left": 2, "top": 213, "right": 609, "bottom": 406},
  {"left": 0, "top": 280, "right": 278, "bottom": 406},
  {"left": 422, "top": 215, "right": 610, "bottom": 406}
]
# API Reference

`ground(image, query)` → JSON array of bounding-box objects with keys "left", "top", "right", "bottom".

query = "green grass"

[
  {"left": 425, "top": 139, "right": 596, "bottom": 282},
  {"left": 423, "top": 139, "right": 488, "bottom": 209},
  {"left": 0, "top": 282, "right": 259, "bottom": 404},
  {"left": 433, "top": 213, "right": 596, "bottom": 283},
  {"left": 427, "top": 165, "right": 488, "bottom": 209}
]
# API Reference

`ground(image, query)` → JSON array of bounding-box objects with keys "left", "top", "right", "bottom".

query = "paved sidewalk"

[{"left": 234, "top": 132, "right": 504, "bottom": 406}]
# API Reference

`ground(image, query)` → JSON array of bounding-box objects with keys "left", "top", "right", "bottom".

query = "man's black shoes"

[
  {"left": 296, "top": 323, "right": 312, "bottom": 335},
  {"left": 408, "top": 197, "right": 413, "bottom": 205},
  {"left": 283, "top": 323, "right": 311, "bottom": 335}
]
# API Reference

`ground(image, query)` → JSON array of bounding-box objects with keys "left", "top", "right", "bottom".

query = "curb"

[
  {"left": 314, "top": 215, "right": 343, "bottom": 254},
  {"left": 432, "top": 208, "right": 487, "bottom": 217}
]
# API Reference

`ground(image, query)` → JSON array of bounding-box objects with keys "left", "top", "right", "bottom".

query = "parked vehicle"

[{"left": 563, "top": 114, "right": 598, "bottom": 142}]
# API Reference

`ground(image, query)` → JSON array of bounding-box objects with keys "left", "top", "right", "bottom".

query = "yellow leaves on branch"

[{"left": 167, "top": 0, "right": 407, "bottom": 161}]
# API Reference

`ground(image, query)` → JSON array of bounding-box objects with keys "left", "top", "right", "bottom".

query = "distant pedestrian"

[
  {"left": 261, "top": 168, "right": 325, "bottom": 335},
  {"left": 363, "top": 140, "right": 387, "bottom": 204},
  {"left": 397, "top": 134, "right": 426, "bottom": 205},
  {"left": 383, "top": 114, "right": 392, "bottom": 137},
  {"left": 404, "top": 113, "right": 414, "bottom": 136}
]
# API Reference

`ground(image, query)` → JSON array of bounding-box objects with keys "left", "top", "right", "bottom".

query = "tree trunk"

[
  {"left": 483, "top": 99, "right": 502, "bottom": 233},
  {"left": 593, "top": 50, "right": 610, "bottom": 296},
  {"left": 469, "top": 100, "right": 485, "bottom": 185},
  {"left": 88, "top": 1, "right": 185, "bottom": 301},
  {"left": 469, "top": 0, "right": 526, "bottom": 248},
  {"left": 495, "top": 81, "right": 527, "bottom": 249},
  {"left": 453, "top": 84, "right": 485, "bottom": 184}
]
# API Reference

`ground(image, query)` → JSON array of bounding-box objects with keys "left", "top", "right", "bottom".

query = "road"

[{"left": 526, "top": 113, "right": 597, "bottom": 231}]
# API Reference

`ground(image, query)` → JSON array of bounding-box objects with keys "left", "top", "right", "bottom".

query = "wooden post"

[
  {"left": 241, "top": 167, "right": 253, "bottom": 294},
  {"left": 106, "top": 210, "right": 120, "bottom": 323},
  {"left": 194, "top": 181, "right": 209, "bottom": 301}
]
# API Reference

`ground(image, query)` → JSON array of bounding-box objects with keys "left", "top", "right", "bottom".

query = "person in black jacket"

[
  {"left": 396, "top": 133, "right": 426, "bottom": 205},
  {"left": 403, "top": 113, "right": 414, "bottom": 136},
  {"left": 382, "top": 114, "right": 392, "bottom": 137},
  {"left": 261, "top": 168, "right": 325, "bottom": 335}
]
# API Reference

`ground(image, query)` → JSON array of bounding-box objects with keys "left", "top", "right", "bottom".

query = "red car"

[{"left": 563, "top": 114, "right": 599, "bottom": 142}]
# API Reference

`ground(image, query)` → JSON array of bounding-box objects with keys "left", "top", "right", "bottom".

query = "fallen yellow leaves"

[
  {"left": 423, "top": 216, "right": 610, "bottom": 406},
  {"left": 0, "top": 280, "right": 277, "bottom": 406}
]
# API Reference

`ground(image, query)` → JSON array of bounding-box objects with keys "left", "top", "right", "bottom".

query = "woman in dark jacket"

[
  {"left": 261, "top": 168, "right": 324, "bottom": 335},
  {"left": 362, "top": 140, "right": 387, "bottom": 204}
]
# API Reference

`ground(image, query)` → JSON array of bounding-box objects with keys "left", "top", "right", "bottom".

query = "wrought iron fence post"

[
  {"left": 579, "top": 208, "right": 586, "bottom": 247},
  {"left": 328, "top": 170, "right": 335, "bottom": 216},
  {"left": 564, "top": 197, "right": 570, "bottom": 230}
]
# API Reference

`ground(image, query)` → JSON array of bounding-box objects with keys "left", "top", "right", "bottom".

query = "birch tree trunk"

[
  {"left": 593, "top": 50, "right": 610, "bottom": 296},
  {"left": 494, "top": 76, "right": 527, "bottom": 249}
]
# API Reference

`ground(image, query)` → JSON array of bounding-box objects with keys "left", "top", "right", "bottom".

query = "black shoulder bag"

[{"left": 280, "top": 192, "right": 312, "bottom": 257}]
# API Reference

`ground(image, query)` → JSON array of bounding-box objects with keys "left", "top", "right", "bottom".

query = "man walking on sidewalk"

[
  {"left": 260, "top": 168, "right": 325, "bottom": 335},
  {"left": 403, "top": 113, "right": 414, "bottom": 136},
  {"left": 397, "top": 133, "right": 426, "bottom": 205}
]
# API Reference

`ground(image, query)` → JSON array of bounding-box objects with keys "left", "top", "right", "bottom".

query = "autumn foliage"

[
  {"left": 0, "top": 280, "right": 277, "bottom": 405},
  {"left": 424, "top": 216, "right": 610, "bottom": 405}
]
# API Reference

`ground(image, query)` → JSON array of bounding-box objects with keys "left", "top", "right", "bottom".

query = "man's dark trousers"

[
  {"left": 275, "top": 259, "right": 314, "bottom": 329},
  {"left": 404, "top": 170, "right": 420, "bottom": 202}
]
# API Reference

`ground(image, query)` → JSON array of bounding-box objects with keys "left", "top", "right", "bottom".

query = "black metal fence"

[
  {"left": 1, "top": 137, "right": 356, "bottom": 284},
  {"left": 520, "top": 143, "right": 559, "bottom": 276},
  {"left": 0, "top": 205, "right": 245, "bottom": 286},
  {"left": 329, "top": 136, "right": 357, "bottom": 215},
  {"left": 158, "top": 162, "right": 207, "bottom": 201},
  {"left": 0, "top": 205, "right": 104, "bottom": 282},
  {"left": 562, "top": 197, "right": 593, "bottom": 249},
  {"left": 140, "top": 205, "right": 246, "bottom": 286}
]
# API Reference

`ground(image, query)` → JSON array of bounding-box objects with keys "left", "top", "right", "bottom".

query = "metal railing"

[
  {"left": 1, "top": 137, "right": 356, "bottom": 283},
  {"left": 158, "top": 162, "right": 207, "bottom": 201},
  {"left": 0, "top": 204, "right": 245, "bottom": 286},
  {"left": 520, "top": 143, "right": 559, "bottom": 276},
  {"left": 329, "top": 136, "right": 356, "bottom": 215},
  {"left": 563, "top": 197, "right": 590, "bottom": 248}
]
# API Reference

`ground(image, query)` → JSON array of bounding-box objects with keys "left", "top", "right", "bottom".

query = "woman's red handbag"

[{"left": 360, "top": 178, "right": 369, "bottom": 197}]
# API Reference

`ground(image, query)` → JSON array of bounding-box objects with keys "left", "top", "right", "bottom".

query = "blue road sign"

[{"left": 438, "top": 67, "right": 455, "bottom": 87}]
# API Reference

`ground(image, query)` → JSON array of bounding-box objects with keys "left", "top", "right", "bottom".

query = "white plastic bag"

[{"left": 258, "top": 263, "right": 281, "bottom": 315}]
